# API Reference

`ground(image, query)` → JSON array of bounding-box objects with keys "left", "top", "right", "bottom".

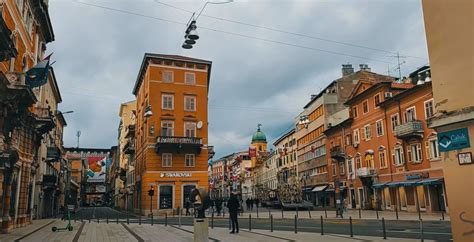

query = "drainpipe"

[
  {"left": 397, "top": 100, "right": 409, "bottom": 172},
  {"left": 13, "top": 164, "right": 22, "bottom": 224},
  {"left": 383, "top": 108, "right": 394, "bottom": 182}
]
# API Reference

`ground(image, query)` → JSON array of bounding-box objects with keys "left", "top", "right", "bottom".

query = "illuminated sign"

[{"left": 160, "top": 172, "right": 192, "bottom": 178}]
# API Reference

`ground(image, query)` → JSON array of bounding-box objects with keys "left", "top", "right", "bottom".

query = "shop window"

[
  {"left": 159, "top": 185, "right": 173, "bottom": 209},
  {"left": 183, "top": 185, "right": 196, "bottom": 207}
]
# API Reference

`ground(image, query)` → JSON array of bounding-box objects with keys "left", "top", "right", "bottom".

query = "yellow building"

[
  {"left": 423, "top": 1, "right": 474, "bottom": 241},
  {"left": 132, "top": 54, "right": 212, "bottom": 215}
]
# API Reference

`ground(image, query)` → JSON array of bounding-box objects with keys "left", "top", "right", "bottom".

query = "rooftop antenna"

[
  {"left": 76, "top": 130, "right": 81, "bottom": 148},
  {"left": 388, "top": 51, "right": 407, "bottom": 82}
]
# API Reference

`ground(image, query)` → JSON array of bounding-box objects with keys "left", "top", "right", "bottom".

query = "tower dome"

[{"left": 251, "top": 124, "right": 267, "bottom": 144}]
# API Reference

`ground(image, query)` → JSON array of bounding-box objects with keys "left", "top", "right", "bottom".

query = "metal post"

[
  {"left": 296, "top": 206, "right": 299, "bottom": 218},
  {"left": 420, "top": 219, "right": 424, "bottom": 242},
  {"left": 151, "top": 213, "right": 154, "bottom": 226},
  {"left": 281, "top": 207, "right": 284, "bottom": 218},
  {"left": 211, "top": 211, "right": 214, "bottom": 229},
  {"left": 350, "top": 216, "right": 353, "bottom": 237},
  {"left": 127, "top": 209, "right": 130, "bottom": 224},
  {"left": 441, "top": 211, "right": 445, "bottom": 221},
  {"left": 382, "top": 217, "right": 387, "bottom": 239},
  {"left": 376, "top": 208, "right": 379, "bottom": 220},
  {"left": 106, "top": 214, "right": 109, "bottom": 224},
  {"left": 294, "top": 214, "right": 298, "bottom": 234},
  {"left": 320, "top": 215, "right": 324, "bottom": 235},
  {"left": 97, "top": 217, "right": 99, "bottom": 223},
  {"left": 325, "top": 209, "right": 327, "bottom": 219},
  {"left": 359, "top": 207, "right": 361, "bottom": 219},
  {"left": 270, "top": 214, "right": 273, "bottom": 232},
  {"left": 89, "top": 217, "right": 91, "bottom": 223},
  {"left": 395, "top": 205, "right": 399, "bottom": 220},
  {"left": 268, "top": 206, "right": 271, "bottom": 218},
  {"left": 116, "top": 215, "right": 119, "bottom": 224},
  {"left": 256, "top": 205, "right": 259, "bottom": 218},
  {"left": 165, "top": 213, "right": 167, "bottom": 226},
  {"left": 249, "top": 214, "right": 252, "bottom": 231},
  {"left": 308, "top": 207, "right": 312, "bottom": 219},
  {"left": 139, "top": 214, "right": 141, "bottom": 225}
]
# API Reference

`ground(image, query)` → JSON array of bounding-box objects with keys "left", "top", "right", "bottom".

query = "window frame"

[
  {"left": 409, "top": 143, "right": 423, "bottom": 163},
  {"left": 162, "top": 153, "right": 173, "bottom": 167},
  {"left": 428, "top": 138, "right": 441, "bottom": 160},
  {"left": 352, "top": 106, "right": 358, "bottom": 118},
  {"left": 184, "top": 95, "right": 196, "bottom": 112},
  {"left": 374, "top": 93, "right": 381, "bottom": 108},
  {"left": 362, "top": 100, "right": 369, "bottom": 114},
  {"left": 405, "top": 106, "right": 417, "bottom": 122},
  {"left": 364, "top": 124, "right": 371, "bottom": 141},
  {"left": 161, "top": 121, "right": 174, "bottom": 136},
  {"left": 424, "top": 99, "right": 434, "bottom": 119},
  {"left": 162, "top": 94, "right": 174, "bottom": 110},
  {"left": 394, "top": 146, "right": 405, "bottom": 166},
  {"left": 376, "top": 119, "right": 384, "bottom": 137},
  {"left": 353, "top": 129, "right": 360, "bottom": 144},
  {"left": 379, "top": 150, "right": 387, "bottom": 169},
  {"left": 391, "top": 113, "right": 400, "bottom": 131},
  {"left": 184, "top": 72, "right": 196, "bottom": 85},
  {"left": 162, "top": 70, "right": 174, "bottom": 83},
  {"left": 184, "top": 122, "right": 197, "bottom": 137},
  {"left": 185, "top": 154, "right": 196, "bottom": 167}
]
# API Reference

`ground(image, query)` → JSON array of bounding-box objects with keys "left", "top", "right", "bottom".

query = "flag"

[{"left": 25, "top": 54, "right": 52, "bottom": 88}]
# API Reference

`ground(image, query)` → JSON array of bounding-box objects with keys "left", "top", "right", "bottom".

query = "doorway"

[{"left": 350, "top": 188, "right": 356, "bottom": 208}]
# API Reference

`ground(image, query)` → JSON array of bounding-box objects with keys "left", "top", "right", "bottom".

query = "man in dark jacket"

[{"left": 227, "top": 192, "right": 240, "bottom": 233}]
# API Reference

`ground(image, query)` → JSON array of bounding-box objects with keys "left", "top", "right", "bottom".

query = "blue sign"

[{"left": 437, "top": 128, "right": 471, "bottom": 152}]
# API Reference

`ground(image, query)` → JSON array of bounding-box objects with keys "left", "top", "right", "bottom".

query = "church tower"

[{"left": 251, "top": 124, "right": 267, "bottom": 152}]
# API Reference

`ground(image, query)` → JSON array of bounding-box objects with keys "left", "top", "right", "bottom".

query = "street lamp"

[{"left": 148, "top": 186, "right": 154, "bottom": 216}]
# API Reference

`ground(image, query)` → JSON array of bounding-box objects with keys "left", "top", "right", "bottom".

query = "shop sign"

[
  {"left": 406, "top": 172, "right": 429, "bottom": 180},
  {"left": 160, "top": 172, "right": 192, "bottom": 178},
  {"left": 438, "top": 128, "right": 471, "bottom": 152}
]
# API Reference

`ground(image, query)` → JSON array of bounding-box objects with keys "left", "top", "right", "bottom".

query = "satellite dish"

[{"left": 197, "top": 121, "right": 203, "bottom": 129}]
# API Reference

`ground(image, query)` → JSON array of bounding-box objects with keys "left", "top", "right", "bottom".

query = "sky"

[{"left": 48, "top": 0, "right": 429, "bottom": 159}]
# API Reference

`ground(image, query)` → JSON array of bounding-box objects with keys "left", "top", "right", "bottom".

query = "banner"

[
  {"left": 87, "top": 156, "right": 108, "bottom": 183},
  {"left": 249, "top": 147, "right": 257, "bottom": 158}
]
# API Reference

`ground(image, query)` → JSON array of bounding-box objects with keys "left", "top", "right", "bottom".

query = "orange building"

[
  {"left": 326, "top": 67, "right": 447, "bottom": 213},
  {"left": 132, "top": 54, "right": 212, "bottom": 215}
]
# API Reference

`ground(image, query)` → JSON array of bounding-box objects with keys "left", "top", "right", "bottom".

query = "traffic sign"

[{"left": 438, "top": 128, "right": 471, "bottom": 152}]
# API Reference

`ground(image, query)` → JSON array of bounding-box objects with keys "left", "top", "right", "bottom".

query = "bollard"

[
  {"left": 441, "top": 211, "right": 445, "bottom": 221},
  {"left": 257, "top": 205, "right": 259, "bottom": 218},
  {"left": 376, "top": 209, "right": 379, "bottom": 220},
  {"left": 308, "top": 207, "right": 312, "bottom": 219},
  {"left": 151, "top": 214, "right": 154, "bottom": 226},
  {"left": 420, "top": 219, "right": 424, "bottom": 242},
  {"left": 359, "top": 208, "right": 361, "bottom": 219},
  {"left": 81, "top": 217, "right": 83, "bottom": 223},
  {"left": 325, "top": 208, "right": 328, "bottom": 219},
  {"left": 395, "top": 206, "right": 399, "bottom": 220},
  {"left": 296, "top": 206, "right": 299, "bottom": 218},
  {"left": 268, "top": 207, "right": 271, "bottom": 218},
  {"left": 270, "top": 215, "right": 273, "bottom": 232},
  {"left": 350, "top": 216, "right": 353, "bottom": 237},
  {"left": 106, "top": 215, "right": 109, "bottom": 224},
  {"left": 320, "top": 216, "right": 324, "bottom": 235},
  {"left": 294, "top": 214, "right": 298, "bottom": 234},
  {"left": 97, "top": 217, "right": 99, "bottom": 223},
  {"left": 116, "top": 215, "right": 119, "bottom": 224},
  {"left": 139, "top": 214, "right": 141, "bottom": 225},
  {"left": 211, "top": 212, "right": 214, "bottom": 229},
  {"left": 382, "top": 217, "right": 387, "bottom": 240},
  {"left": 127, "top": 214, "right": 129, "bottom": 224},
  {"left": 249, "top": 214, "right": 252, "bottom": 231},
  {"left": 281, "top": 207, "right": 284, "bottom": 218},
  {"left": 165, "top": 213, "right": 168, "bottom": 226},
  {"left": 89, "top": 217, "right": 91, "bottom": 223}
]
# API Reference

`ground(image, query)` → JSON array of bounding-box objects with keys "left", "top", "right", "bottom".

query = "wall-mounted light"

[{"left": 144, "top": 105, "right": 152, "bottom": 118}]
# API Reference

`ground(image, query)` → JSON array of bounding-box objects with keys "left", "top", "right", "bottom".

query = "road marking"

[
  {"left": 381, "top": 230, "right": 452, "bottom": 235},
  {"left": 121, "top": 223, "right": 145, "bottom": 242},
  {"left": 13, "top": 220, "right": 57, "bottom": 242},
  {"left": 72, "top": 222, "right": 85, "bottom": 242},
  {"left": 240, "top": 230, "right": 296, "bottom": 242},
  {"left": 170, "top": 225, "right": 220, "bottom": 242}
]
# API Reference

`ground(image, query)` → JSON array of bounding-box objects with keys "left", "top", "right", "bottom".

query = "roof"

[
  {"left": 345, "top": 81, "right": 411, "bottom": 105},
  {"left": 132, "top": 53, "right": 212, "bottom": 95},
  {"left": 273, "top": 128, "right": 295, "bottom": 146},
  {"left": 379, "top": 82, "right": 431, "bottom": 107},
  {"left": 64, "top": 147, "right": 111, "bottom": 153},
  {"left": 251, "top": 127, "right": 267, "bottom": 143}
]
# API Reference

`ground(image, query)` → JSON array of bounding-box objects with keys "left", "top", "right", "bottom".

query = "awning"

[
  {"left": 386, "top": 180, "right": 421, "bottom": 187},
  {"left": 312, "top": 185, "right": 328, "bottom": 192},
  {"left": 372, "top": 183, "right": 387, "bottom": 189},
  {"left": 401, "top": 180, "right": 420, "bottom": 187},
  {"left": 417, "top": 178, "right": 443, "bottom": 186},
  {"left": 302, "top": 186, "right": 314, "bottom": 191}
]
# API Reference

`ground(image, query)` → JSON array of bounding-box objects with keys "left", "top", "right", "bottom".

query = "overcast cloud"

[{"left": 48, "top": 0, "right": 429, "bottom": 159}]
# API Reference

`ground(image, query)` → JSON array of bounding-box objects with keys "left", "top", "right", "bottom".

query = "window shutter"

[
  {"left": 407, "top": 146, "right": 412, "bottom": 163},
  {"left": 425, "top": 141, "right": 430, "bottom": 160}
]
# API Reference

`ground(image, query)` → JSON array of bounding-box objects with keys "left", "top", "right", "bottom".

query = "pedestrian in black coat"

[{"left": 227, "top": 193, "right": 240, "bottom": 233}]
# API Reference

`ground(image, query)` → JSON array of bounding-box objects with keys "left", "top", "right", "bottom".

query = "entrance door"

[
  {"left": 358, "top": 188, "right": 364, "bottom": 209},
  {"left": 350, "top": 189, "right": 356, "bottom": 208},
  {"left": 182, "top": 185, "right": 196, "bottom": 208}
]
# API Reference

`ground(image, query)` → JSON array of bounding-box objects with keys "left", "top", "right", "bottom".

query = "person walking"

[{"left": 227, "top": 192, "right": 240, "bottom": 234}]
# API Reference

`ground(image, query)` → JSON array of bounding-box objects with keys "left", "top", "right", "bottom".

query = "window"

[
  {"left": 185, "top": 154, "right": 195, "bottom": 167},
  {"left": 409, "top": 143, "right": 423, "bottom": 163},
  {"left": 424, "top": 99, "right": 434, "bottom": 119},
  {"left": 405, "top": 107, "right": 416, "bottom": 122},
  {"left": 427, "top": 138, "right": 440, "bottom": 160},
  {"left": 345, "top": 134, "right": 352, "bottom": 146},
  {"left": 374, "top": 93, "right": 381, "bottom": 107},
  {"left": 161, "top": 121, "right": 174, "bottom": 136},
  {"left": 159, "top": 185, "right": 173, "bottom": 209},
  {"left": 364, "top": 125, "right": 371, "bottom": 141},
  {"left": 184, "top": 96, "right": 196, "bottom": 111},
  {"left": 348, "top": 158, "right": 353, "bottom": 173},
  {"left": 332, "top": 164, "right": 336, "bottom": 176},
  {"left": 185, "top": 122, "right": 196, "bottom": 137},
  {"left": 379, "top": 150, "right": 387, "bottom": 168},
  {"left": 391, "top": 114, "right": 400, "bottom": 131},
  {"left": 355, "top": 155, "right": 361, "bottom": 169},
  {"left": 353, "top": 129, "right": 360, "bottom": 144},
  {"left": 352, "top": 106, "right": 358, "bottom": 118},
  {"left": 162, "top": 94, "right": 174, "bottom": 110},
  {"left": 394, "top": 146, "right": 404, "bottom": 166},
  {"left": 182, "top": 185, "right": 196, "bottom": 207},
  {"left": 339, "top": 162, "right": 345, "bottom": 175},
  {"left": 163, "top": 71, "right": 173, "bottom": 83},
  {"left": 162, "top": 153, "right": 172, "bottom": 167},
  {"left": 376, "top": 120, "right": 384, "bottom": 137},
  {"left": 363, "top": 100, "right": 369, "bottom": 114},
  {"left": 185, "top": 72, "right": 196, "bottom": 85}
]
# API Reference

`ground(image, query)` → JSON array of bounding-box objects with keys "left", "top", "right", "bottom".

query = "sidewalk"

[
  {"left": 0, "top": 219, "right": 81, "bottom": 242},
  {"left": 189, "top": 207, "right": 449, "bottom": 222}
]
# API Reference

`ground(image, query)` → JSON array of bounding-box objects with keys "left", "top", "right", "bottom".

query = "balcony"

[
  {"left": 330, "top": 146, "right": 346, "bottom": 160},
  {"left": 46, "top": 146, "right": 61, "bottom": 162},
  {"left": 357, "top": 167, "right": 377, "bottom": 177},
  {"left": 0, "top": 12, "right": 18, "bottom": 62},
  {"left": 155, "top": 136, "right": 203, "bottom": 154},
  {"left": 394, "top": 120, "right": 424, "bottom": 140},
  {"left": 123, "top": 139, "right": 135, "bottom": 154},
  {"left": 33, "top": 107, "right": 55, "bottom": 134},
  {"left": 125, "top": 124, "right": 135, "bottom": 138},
  {"left": 43, "top": 174, "right": 58, "bottom": 187}
]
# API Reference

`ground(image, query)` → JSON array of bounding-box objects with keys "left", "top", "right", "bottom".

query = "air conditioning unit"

[{"left": 384, "top": 92, "right": 393, "bottom": 98}]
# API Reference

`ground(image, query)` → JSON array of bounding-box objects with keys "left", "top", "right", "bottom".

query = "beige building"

[
  {"left": 116, "top": 100, "right": 136, "bottom": 210},
  {"left": 422, "top": 1, "right": 474, "bottom": 241},
  {"left": 273, "top": 129, "right": 298, "bottom": 185}
]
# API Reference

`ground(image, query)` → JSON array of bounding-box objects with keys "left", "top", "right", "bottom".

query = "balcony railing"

[
  {"left": 0, "top": 12, "right": 18, "bottom": 62},
  {"left": 357, "top": 167, "right": 377, "bottom": 177},
  {"left": 394, "top": 120, "right": 424, "bottom": 139},
  {"left": 43, "top": 174, "right": 58, "bottom": 186},
  {"left": 123, "top": 139, "right": 135, "bottom": 154},
  {"left": 125, "top": 124, "right": 135, "bottom": 138},
  {"left": 330, "top": 146, "right": 345, "bottom": 160},
  {"left": 46, "top": 146, "right": 61, "bottom": 162},
  {"left": 155, "top": 136, "right": 203, "bottom": 154}
]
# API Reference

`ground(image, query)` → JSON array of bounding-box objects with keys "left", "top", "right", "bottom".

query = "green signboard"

[{"left": 437, "top": 128, "right": 471, "bottom": 152}]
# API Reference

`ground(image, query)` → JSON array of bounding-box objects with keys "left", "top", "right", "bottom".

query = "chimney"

[
  {"left": 341, "top": 64, "right": 354, "bottom": 76},
  {"left": 310, "top": 94, "right": 317, "bottom": 100},
  {"left": 359, "top": 64, "right": 371, "bottom": 72}
]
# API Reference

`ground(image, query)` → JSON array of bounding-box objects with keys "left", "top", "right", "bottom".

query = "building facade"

[
  {"left": 423, "top": 0, "right": 474, "bottom": 241},
  {"left": 132, "top": 54, "right": 212, "bottom": 215},
  {"left": 1, "top": 0, "right": 56, "bottom": 233}
]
